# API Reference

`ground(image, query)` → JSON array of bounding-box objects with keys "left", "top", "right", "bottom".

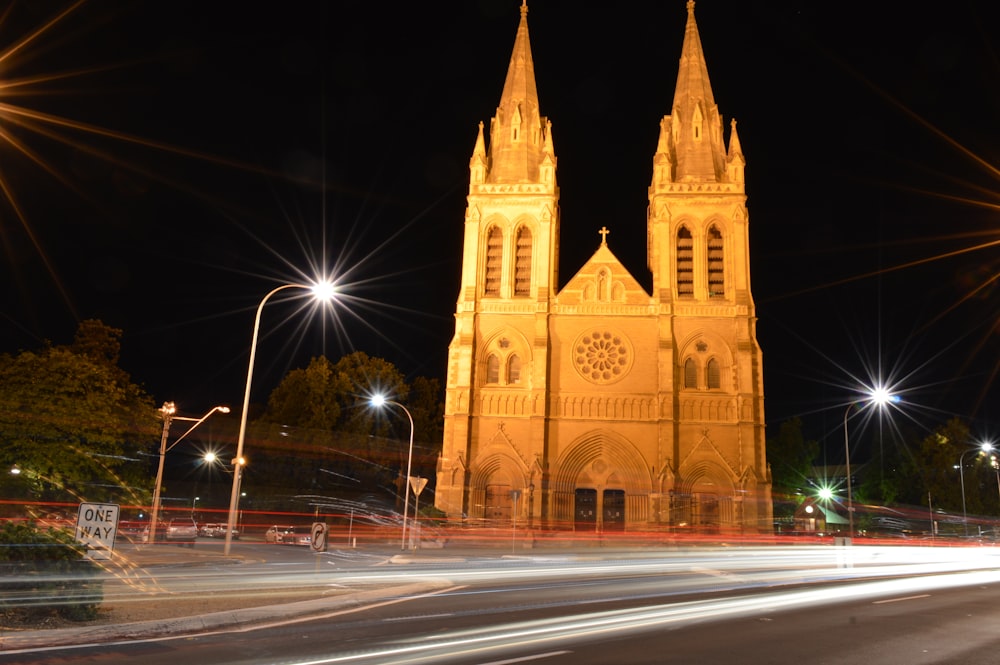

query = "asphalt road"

[{"left": 4, "top": 545, "right": 1000, "bottom": 664}]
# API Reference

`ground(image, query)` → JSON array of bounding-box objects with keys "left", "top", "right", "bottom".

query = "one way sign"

[{"left": 76, "top": 502, "right": 119, "bottom": 559}]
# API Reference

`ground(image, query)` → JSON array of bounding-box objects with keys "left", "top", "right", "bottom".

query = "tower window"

[
  {"left": 508, "top": 354, "right": 521, "bottom": 384},
  {"left": 707, "top": 358, "right": 721, "bottom": 389},
  {"left": 707, "top": 226, "right": 724, "bottom": 298},
  {"left": 514, "top": 227, "right": 532, "bottom": 296},
  {"left": 486, "top": 354, "right": 500, "bottom": 384},
  {"left": 677, "top": 227, "right": 694, "bottom": 297},
  {"left": 484, "top": 227, "right": 502, "bottom": 296},
  {"left": 684, "top": 358, "right": 697, "bottom": 388}
]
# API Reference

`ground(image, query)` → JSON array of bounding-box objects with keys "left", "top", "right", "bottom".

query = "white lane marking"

[
  {"left": 873, "top": 594, "right": 931, "bottom": 604},
  {"left": 478, "top": 650, "right": 573, "bottom": 664}
]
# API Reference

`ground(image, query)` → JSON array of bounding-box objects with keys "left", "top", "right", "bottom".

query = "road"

[{"left": 4, "top": 544, "right": 1000, "bottom": 664}]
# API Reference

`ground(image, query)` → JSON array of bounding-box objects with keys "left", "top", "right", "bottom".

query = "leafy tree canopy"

[
  {"left": 0, "top": 321, "right": 158, "bottom": 506},
  {"left": 766, "top": 417, "right": 819, "bottom": 498},
  {"left": 261, "top": 356, "right": 348, "bottom": 430}
]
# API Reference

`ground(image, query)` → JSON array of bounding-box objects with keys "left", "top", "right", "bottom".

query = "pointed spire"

[
  {"left": 669, "top": 0, "right": 727, "bottom": 182},
  {"left": 470, "top": 121, "right": 487, "bottom": 184},
  {"left": 484, "top": 1, "right": 553, "bottom": 184},
  {"left": 727, "top": 118, "right": 744, "bottom": 161},
  {"left": 726, "top": 118, "right": 746, "bottom": 184},
  {"left": 673, "top": 1, "right": 717, "bottom": 119}
]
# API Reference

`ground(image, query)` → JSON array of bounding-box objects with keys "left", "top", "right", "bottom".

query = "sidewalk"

[{"left": 0, "top": 542, "right": 454, "bottom": 651}]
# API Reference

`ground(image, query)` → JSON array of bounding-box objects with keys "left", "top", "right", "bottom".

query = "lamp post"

[
  {"left": 991, "top": 452, "right": 1000, "bottom": 513},
  {"left": 958, "top": 441, "right": 994, "bottom": 536},
  {"left": 150, "top": 402, "right": 230, "bottom": 543},
  {"left": 370, "top": 394, "right": 415, "bottom": 551},
  {"left": 223, "top": 281, "right": 337, "bottom": 555},
  {"left": 842, "top": 387, "right": 899, "bottom": 541}
]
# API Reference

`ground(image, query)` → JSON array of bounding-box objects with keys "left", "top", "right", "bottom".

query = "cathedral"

[{"left": 434, "top": 2, "right": 772, "bottom": 533}]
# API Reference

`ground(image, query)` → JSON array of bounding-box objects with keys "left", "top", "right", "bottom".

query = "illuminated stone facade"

[{"left": 435, "top": 2, "right": 772, "bottom": 533}]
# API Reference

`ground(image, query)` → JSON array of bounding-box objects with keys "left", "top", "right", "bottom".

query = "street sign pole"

[{"left": 408, "top": 477, "right": 428, "bottom": 550}]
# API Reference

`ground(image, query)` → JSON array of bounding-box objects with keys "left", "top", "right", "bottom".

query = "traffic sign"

[
  {"left": 310, "top": 522, "right": 328, "bottom": 552},
  {"left": 76, "top": 503, "right": 119, "bottom": 559},
  {"left": 409, "top": 476, "right": 428, "bottom": 496}
]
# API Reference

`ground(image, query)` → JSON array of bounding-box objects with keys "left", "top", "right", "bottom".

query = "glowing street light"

[
  {"left": 223, "top": 281, "right": 337, "bottom": 555},
  {"left": 370, "top": 394, "right": 415, "bottom": 551},
  {"left": 958, "top": 441, "right": 994, "bottom": 536},
  {"left": 150, "top": 402, "right": 230, "bottom": 543},
  {"left": 843, "top": 387, "right": 900, "bottom": 541}
]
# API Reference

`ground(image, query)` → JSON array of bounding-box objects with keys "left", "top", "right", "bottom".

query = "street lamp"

[
  {"left": 223, "top": 281, "right": 337, "bottom": 555},
  {"left": 990, "top": 451, "right": 1000, "bottom": 513},
  {"left": 958, "top": 441, "right": 994, "bottom": 536},
  {"left": 843, "top": 387, "right": 900, "bottom": 540},
  {"left": 370, "top": 394, "right": 415, "bottom": 551},
  {"left": 150, "top": 402, "right": 230, "bottom": 543}
]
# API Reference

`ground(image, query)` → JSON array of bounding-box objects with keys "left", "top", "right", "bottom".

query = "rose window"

[{"left": 573, "top": 330, "right": 632, "bottom": 384}]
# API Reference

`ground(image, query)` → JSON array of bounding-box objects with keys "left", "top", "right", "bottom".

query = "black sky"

[{"left": 1, "top": 1, "right": 998, "bottom": 459}]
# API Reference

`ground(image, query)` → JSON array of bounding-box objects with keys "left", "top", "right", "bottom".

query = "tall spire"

[
  {"left": 667, "top": 0, "right": 727, "bottom": 182},
  {"left": 484, "top": 1, "right": 554, "bottom": 184}
]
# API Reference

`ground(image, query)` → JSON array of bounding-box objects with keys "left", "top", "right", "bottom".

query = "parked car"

[
  {"left": 265, "top": 525, "right": 311, "bottom": 546},
  {"left": 199, "top": 523, "right": 240, "bottom": 539},
  {"left": 165, "top": 518, "right": 198, "bottom": 547}
]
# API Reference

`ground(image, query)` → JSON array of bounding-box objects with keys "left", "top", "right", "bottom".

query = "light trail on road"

[{"left": 292, "top": 569, "right": 1000, "bottom": 665}]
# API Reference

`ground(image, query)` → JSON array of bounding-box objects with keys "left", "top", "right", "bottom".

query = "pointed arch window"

[
  {"left": 486, "top": 354, "right": 500, "bottom": 384},
  {"left": 677, "top": 227, "right": 694, "bottom": 297},
  {"left": 507, "top": 354, "right": 522, "bottom": 384},
  {"left": 684, "top": 358, "right": 697, "bottom": 388},
  {"left": 707, "top": 225, "right": 724, "bottom": 298},
  {"left": 514, "top": 227, "right": 532, "bottom": 296},
  {"left": 484, "top": 227, "right": 502, "bottom": 296},
  {"left": 707, "top": 358, "right": 721, "bottom": 389}
]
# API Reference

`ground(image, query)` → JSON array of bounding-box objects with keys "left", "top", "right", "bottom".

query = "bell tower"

[
  {"left": 436, "top": 2, "right": 559, "bottom": 518},
  {"left": 647, "top": 0, "right": 768, "bottom": 531}
]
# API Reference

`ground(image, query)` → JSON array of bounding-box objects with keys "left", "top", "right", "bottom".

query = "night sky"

[{"left": 1, "top": 1, "right": 998, "bottom": 461}]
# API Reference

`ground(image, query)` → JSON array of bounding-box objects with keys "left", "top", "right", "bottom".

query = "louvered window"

[
  {"left": 684, "top": 358, "right": 697, "bottom": 388},
  {"left": 484, "top": 227, "right": 502, "bottom": 296},
  {"left": 508, "top": 354, "right": 521, "bottom": 384},
  {"left": 677, "top": 227, "right": 694, "bottom": 297},
  {"left": 486, "top": 354, "right": 500, "bottom": 384},
  {"left": 707, "top": 226, "right": 724, "bottom": 298},
  {"left": 514, "top": 227, "right": 532, "bottom": 296},
  {"left": 707, "top": 358, "right": 721, "bottom": 389}
]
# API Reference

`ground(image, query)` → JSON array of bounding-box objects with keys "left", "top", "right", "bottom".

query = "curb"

[{"left": 0, "top": 581, "right": 448, "bottom": 651}]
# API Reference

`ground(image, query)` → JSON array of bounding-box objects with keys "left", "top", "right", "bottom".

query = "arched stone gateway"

[
  {"left": 467, "top": 451, "right": 531, "bottom": 524},
  {"left": 675, "top": 461, "right": 736, "bottom": 530},
  {"left": 550, "top": 432, "right": 652, "bottom": 530}
]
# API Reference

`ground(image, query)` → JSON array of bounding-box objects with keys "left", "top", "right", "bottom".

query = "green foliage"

[
  {"left": 904, "top": 418, "right": 986, "bottom": 514},
  {"left": 766, "top": 417, "right": 820, "bottom": 496},
  {"left": 408, "top": 375, "right": 444, "bottom": 445},
  {"left": 70, "top": 319, "right": 123, "bottom": 366},
  {"left": 0, "top": 321, "right": 159, "bottom": 505},
  {"left": 262, "top": 356, "right": 347, "bottom": 430},
  {"left": 0, "top": 522, "right": 103, "bottom": 622},
  {"left": 332, "top": 351, "right": 408, "bottom": 436},
  {"left": 251, "top": 352, "right": 443, "bottom": 505}
]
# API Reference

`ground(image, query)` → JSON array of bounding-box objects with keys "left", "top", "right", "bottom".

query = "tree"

[
  {"left": 767, "top": 417, "right": 820, "bottom": 498},
  {"left": 906, "top": 418, "right": 972, "bottom": 515},
  {"left": 251, "top": 352, "right": 440, "bottom": 506},
  {"left": 260, "top": 356, "right": 347, "bottom": 430},
  {"left": 70, "top": 319, "right": 123, "bottom": 367},
  {"left": 407, "top": 375, "right": 444, "bottom": 446},
  {"left": 332, "top": 351, "right": 408, "bottom": 436},
  {"left": 0, "top": 323, "right": 158, "bottom": 507}
]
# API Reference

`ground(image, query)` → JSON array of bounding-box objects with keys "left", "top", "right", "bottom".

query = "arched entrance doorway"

[{"left": 552, "top": 432, "right": 652, "bottom": 529}]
